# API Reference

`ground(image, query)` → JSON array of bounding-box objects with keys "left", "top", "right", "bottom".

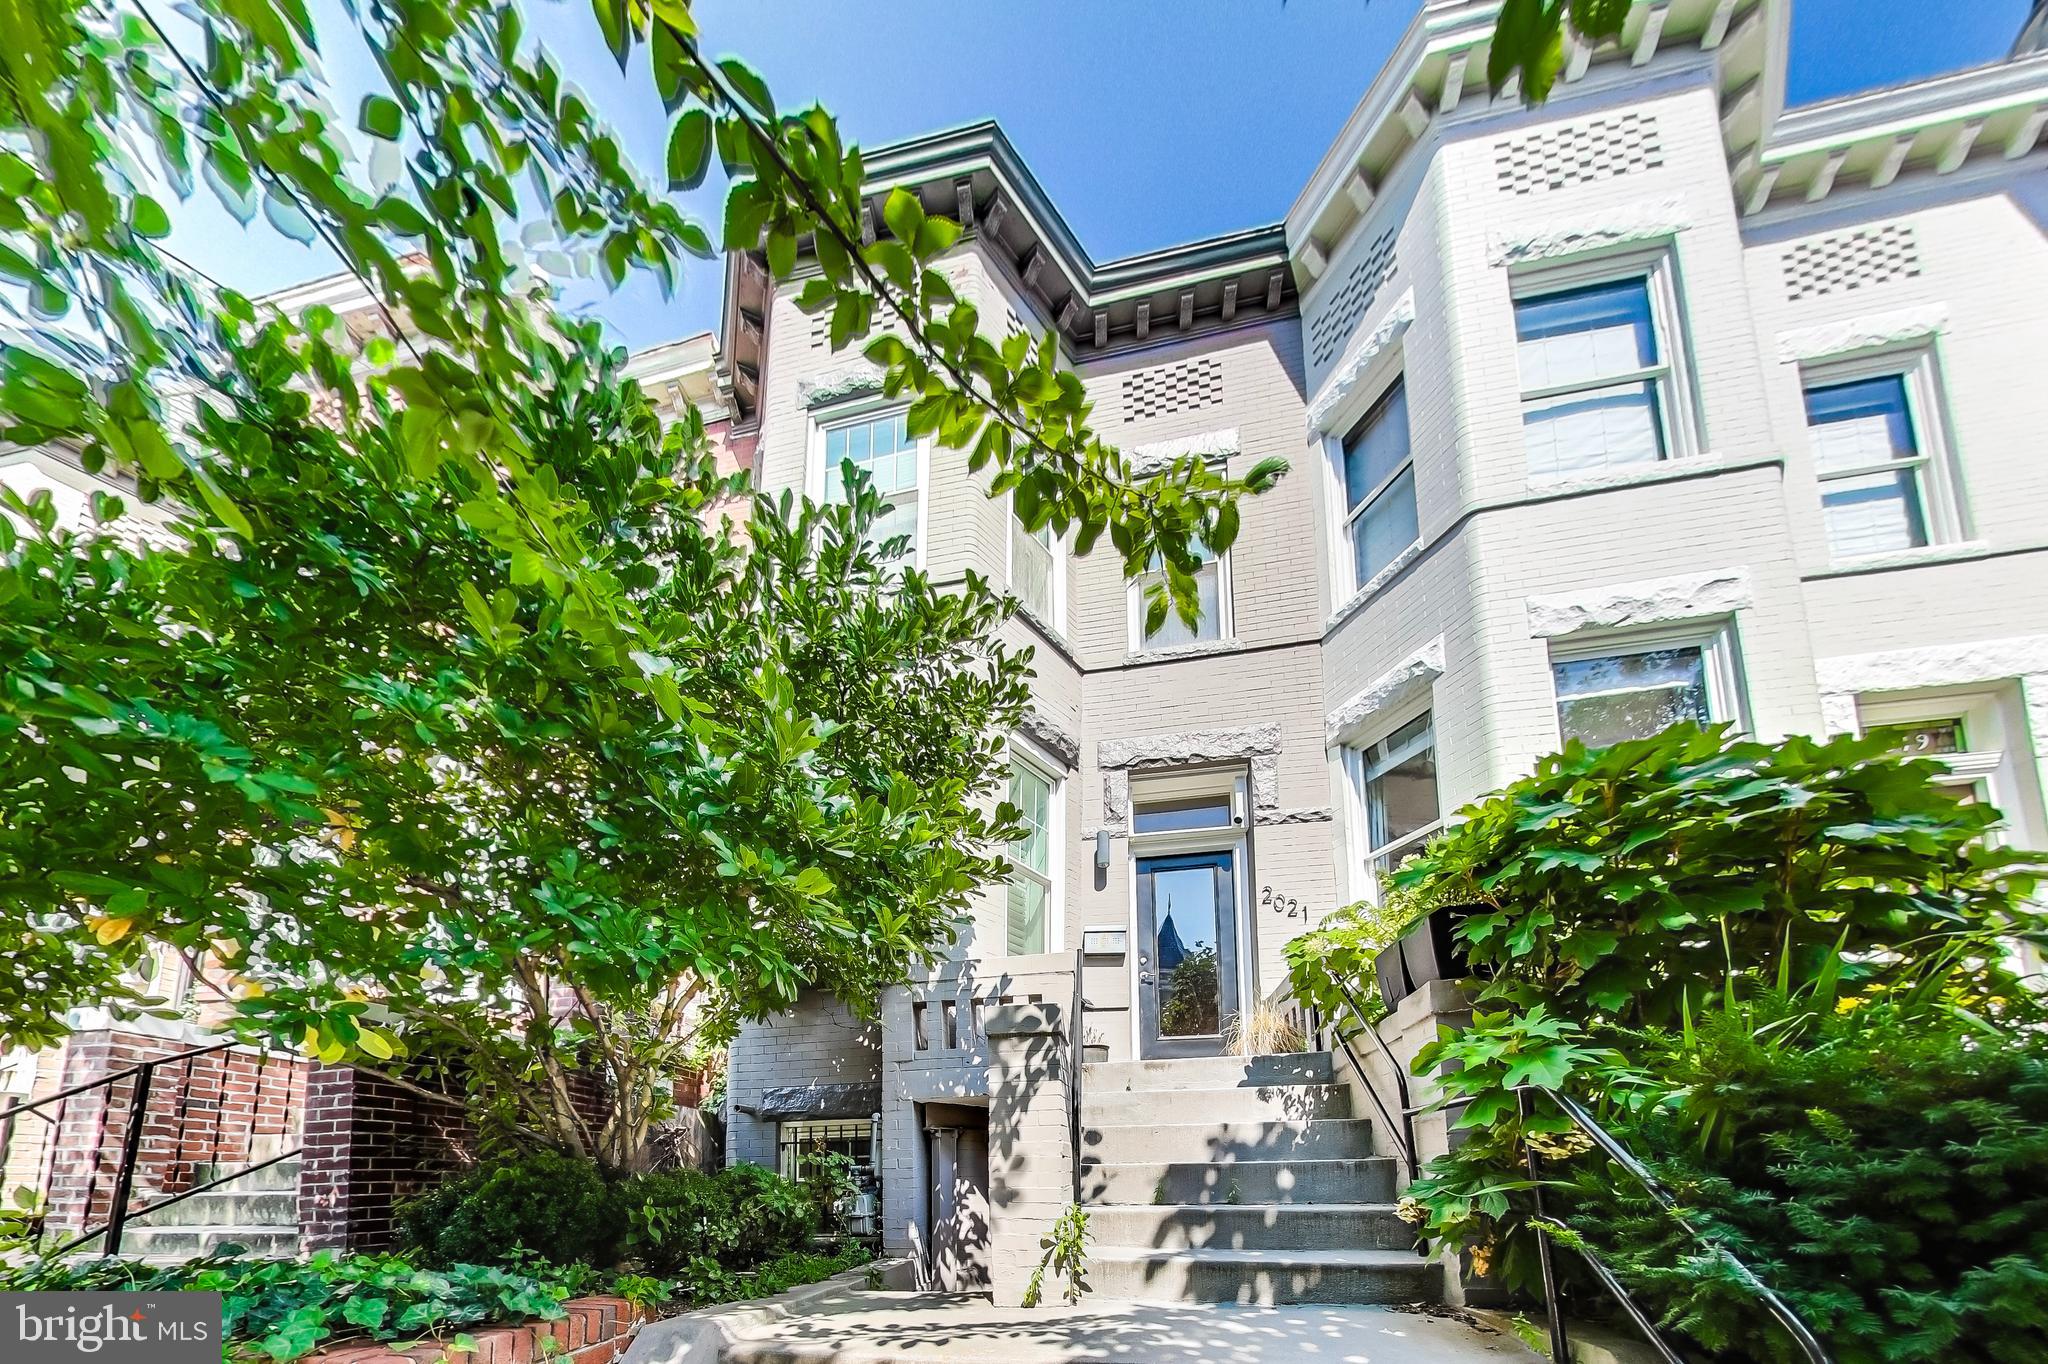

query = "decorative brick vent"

[
  {"left": 1780, "top": 223, "right": 1922, "bottom": 300},
  {"left": 1495, "top": 112, "right": 1665, "bottom": 194},
  {"left": 1120, "top": 356, "right": 1225, "bottom": 422},
  {"left": 1307, "top": 230, "right": 1397, "bottom": 369},
  {"left": 303, "top": 1297, "right": 651, "bottom": 1364}
]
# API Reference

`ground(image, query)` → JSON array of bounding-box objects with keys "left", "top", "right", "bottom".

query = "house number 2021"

[{"left": 1261, "top": 886, "right": 1307, "bottom": 920}]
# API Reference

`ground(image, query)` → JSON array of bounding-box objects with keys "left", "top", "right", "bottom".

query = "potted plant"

[{"left": 1368, "top": 882, "right": 1476, "bottom": 1012}]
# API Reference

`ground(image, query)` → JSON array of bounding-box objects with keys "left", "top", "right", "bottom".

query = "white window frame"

[
  {"left": 1330, "top": 376, "right": 1419, "bottom": 594},
  {"left": 1510, "top": 246, "right": 1700, "bottom": 479},
  {"left": 1799, "top": 347, "right": 1965, "bottom": 561},
  {"left": 1005, "top": 737, "right": 1065, "bottom": 956},
  {"left": 1005, "top": 491, "right": 1065, "bottom": 633},
  {"left": 1341, "top": 706, "right": 1442, "bottom": 905},
  {"left": 1547, "top": 619, "right": 1748, "bottom": 748},
  {"left": 1857, "top": 688, "right": 2047, "bottom": 850},
  {"left": 1126, "top": 549, "right": 1234, "bottom": 653},
  {"left": 805, "top": 398, "right": 929, "bottom": 572}
]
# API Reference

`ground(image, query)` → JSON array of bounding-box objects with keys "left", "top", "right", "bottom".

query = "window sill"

[
  {"left": 1526, "top": 449, "right": 1752, "bottom": 498},
  {"left": 1122, "top": 637, "right": 1245, "bottom": 666},
  {"left": 1327, "top": 539, "right": 1425, "bottom": 632},
  {"left": 1805, "top": 539, "right": 1993, "bottom": 579}
]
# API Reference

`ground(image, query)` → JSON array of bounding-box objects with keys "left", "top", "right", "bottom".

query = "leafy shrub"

[
  {"left": 673, "top": 1243, "right": 871, "bottom": 1308},
  {"left": 396, "top": 1148, "right": 621, "bottom": 1269},
  {"left": 0, "top": 1250, "right": 571, "bottom": 1362},
  {"left": 1289, "top": 725, "right": 2048, "bottom": 1363},
  {"left": 625, "top": 1163, "right": 817, "bottom": 1276},
  {"left": 1283, "top": 883, "right": 1439, "bottom": 1024},
  {"left": 1399, "top": 725, "right": 2041, "bottom": 1028},
  {"left": 796, "top": 1148, "right": 860, "bottom": 1235},
  {"left": 1566, "top": 1003, "right": 2048, "bottom": 1364}
]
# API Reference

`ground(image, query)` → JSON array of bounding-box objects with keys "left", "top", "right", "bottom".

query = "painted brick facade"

[{"left": 721, "top": 0, "right": 2048, "bottom": 1268}]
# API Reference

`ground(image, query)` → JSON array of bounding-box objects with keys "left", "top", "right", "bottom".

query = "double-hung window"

[
  {"left": 1132, "top": 546, "right": 1228, "bottom": 650},
  {"left": 1010, "top": 511, "right": 1058, "bottom": 626},
  {"left": 1358, "top": 711, "right": 1441, "bottom": 885},
  {"left": 1515, "top": 271, "right": 1683, "bottom": 479},
  {"left": 1341, "top": 379, "right": 1419, "bottom": 589},
  {"left": 1802, "top": 370, "right": 1946, "bottom": 559},
  {"left": 1006, "top": 757, "right": 1057, "bottom": 955},
  {"left": 821, "top": 410, "right": 921, "bottom": 566},
  {"left": 1549, "top": 624, "right": 1745, "bottom": 749}
]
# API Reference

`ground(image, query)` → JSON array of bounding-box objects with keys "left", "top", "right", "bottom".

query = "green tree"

[
  {"left": 1486, "top": 0, "right": 1639, "bottom": 104},
  {"left": 0, "top": 0, "right": 1282, "bottom": 1164}
]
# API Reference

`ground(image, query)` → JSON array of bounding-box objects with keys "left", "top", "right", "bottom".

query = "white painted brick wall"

[{"left": 739, "top": 48, "right": 2048, "bottom": 1133}]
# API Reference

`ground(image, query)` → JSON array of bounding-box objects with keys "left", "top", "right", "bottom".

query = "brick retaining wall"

[{"left": 304, "top": 1296, "right": 652, "bottom": 1364}]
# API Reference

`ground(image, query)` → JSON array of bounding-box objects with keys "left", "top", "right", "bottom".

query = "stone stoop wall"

[
  {"left": 303, "top": 1297, "right": 652, "bottom": 1364},
  {"left": 878, "top": 951, "right": 1080, "bottom": 1261},
  {"left": 39, "top": 1030, "right": 308, "bottom": 1235},
  {"left": 983, "top": 1001, "right": 1078, "bottom": 1309}
]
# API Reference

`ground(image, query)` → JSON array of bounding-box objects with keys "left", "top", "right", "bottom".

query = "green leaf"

[
  {"left": 131, "top": 196, "right": 171, "bottom": 239},
  {"left": 359, "top": 95, "right": 404, "bottom": 141},
  {"left": 665, "top": 109, "right": 712, "bottom": 191},
  {"left": 882, "top": 187, "right": 925, "bottom": 248},
  {"left": 263, "top": 191, "right": 318, "bottom": 246},
  {"left": 717, "top": 57, "right": 776, "bottom": 117}
]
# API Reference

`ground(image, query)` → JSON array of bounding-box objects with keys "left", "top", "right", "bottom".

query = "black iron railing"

[
  {"left": 1324, "top": 983, "right": 1420, "bottom": 1182},
  {"left": 1516, "top": 1085, "right": 1835, "bottom": 1364},
  {"left": 0, "top": 1037, "right": 306, "bottom": 1257}
]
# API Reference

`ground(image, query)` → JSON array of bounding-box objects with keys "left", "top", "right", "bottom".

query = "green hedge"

[{"left": 394, "top": 1150, "right": 822, "bottom": 1279}]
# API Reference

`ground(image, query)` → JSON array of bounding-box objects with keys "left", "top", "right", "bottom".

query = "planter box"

[{"left": 1374, "top": 906, "right": 1476, "bottom": 1012}]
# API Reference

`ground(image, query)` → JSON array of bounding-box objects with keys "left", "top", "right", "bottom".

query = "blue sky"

[{"left": 161, "top": 0, "right": 2037, "bottom": 354}]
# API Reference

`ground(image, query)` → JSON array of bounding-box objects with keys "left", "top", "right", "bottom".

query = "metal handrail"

[
  {"left": 0, "top": 1038, "right": 240, "bottom": 1123},
  {"left": 1328, "top": 985, "right": 1420, "bottom": 1182},
  {"left": 1, "top": 1036, "right": 304, "bottom": 1258},
  {"left": 1518, "top": 1085, "right": 1835, "bottom": 1364}
]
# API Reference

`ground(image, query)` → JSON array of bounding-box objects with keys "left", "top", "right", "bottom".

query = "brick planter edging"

[{"left": 307, "top": 1296, "right": 655, "bottom": 1364}]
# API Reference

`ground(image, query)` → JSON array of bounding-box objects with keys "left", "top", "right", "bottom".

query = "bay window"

[
  {"left": 1358, "top": 710, "right": 1441, "bottom": 886},
  {"left": 1341, "top": 379, "right": 1419, "bottom": 589},
  {"left": 1514, "top": 261, "right": 1690, "bottom": 480},
  {"left": 1549, "top": 623, "right": 1745, "bottom": 749},
  {"left": 1802, "top": 362, "right": 1954, "bottom": 560}
]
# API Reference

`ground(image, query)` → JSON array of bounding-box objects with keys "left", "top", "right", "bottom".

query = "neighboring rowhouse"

[{"left": 716, "top": 0, "right": 2048, "bottom": 1299}]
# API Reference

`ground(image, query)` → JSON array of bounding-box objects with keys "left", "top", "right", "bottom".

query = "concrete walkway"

[{"left": 630, "top": 1274, "right": 1542, "bottom": 1364}]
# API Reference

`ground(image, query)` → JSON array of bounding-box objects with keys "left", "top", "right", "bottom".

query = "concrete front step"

[
  {"left": 112, "top": 1225, "right": 299, "bottom": 1259},
  {"left": 1080, "top": 1156, "right": 1401, "bottom": 1206},
  {"left": 128, "top": 1188, "right": 298, "bottom": 1229},
  {"left": 1083, "top": 1117, "right": 1375, "bottom": 1165},
  {"left": 1084, "top": 1053, "right": 1336, "bottom": 1093},
  {"left": 1086, "top": 1246, "right": 1440, "bottom": 1306},
  {"left": 1084, "top": 1203, "right": 1417, "bottom": 1252},
  {"left": 1081, "top": 1082, "right": 1351, "bottom": 1127}
]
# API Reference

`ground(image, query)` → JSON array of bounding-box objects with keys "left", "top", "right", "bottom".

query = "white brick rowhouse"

[
  {"left": 5, "top": 0, "right": 2042, "bottom": 1309},
  {"left": 716, "top": 0, "right": 2048, "bottom": 1302}
]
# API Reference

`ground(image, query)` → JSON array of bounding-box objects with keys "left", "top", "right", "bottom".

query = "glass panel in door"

[{"left": 1135, "top": 851, "right": 1240, "bottom": 1059}]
